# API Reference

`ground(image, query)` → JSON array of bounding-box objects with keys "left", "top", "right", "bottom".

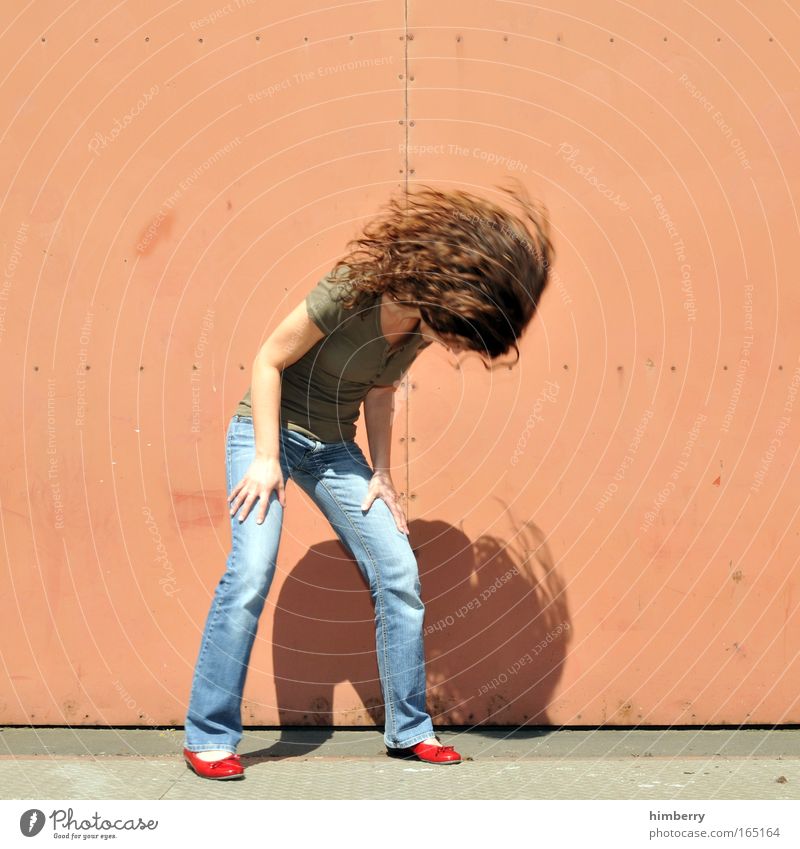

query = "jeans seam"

[
  {"left": 185, "top": 427, "right": 239, "bottom": 750},
  {"left": 307, "top": 455, "right": 398, "bottom": 740},
  {"left": 191, "top": 427, "right": 236, "bottom": 692}
]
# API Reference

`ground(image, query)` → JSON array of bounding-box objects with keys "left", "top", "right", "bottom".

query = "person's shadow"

[{"left": 247, "top": 506, "right": 570, "bottom": 761}]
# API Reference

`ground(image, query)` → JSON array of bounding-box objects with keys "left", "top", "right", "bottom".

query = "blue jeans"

[{"left": 184, "top": 415, "right": 435, "bottom": 753}]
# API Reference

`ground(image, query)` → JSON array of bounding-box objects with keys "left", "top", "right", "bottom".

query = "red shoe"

[
  {"left": 388, "top": 736, "right": 462, "bottom": 764},
  {"left": 183, "top": 748, "right": 245, "bottom": 780}
]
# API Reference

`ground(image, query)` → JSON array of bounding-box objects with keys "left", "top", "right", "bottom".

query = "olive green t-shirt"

[{"left": 234, "top": 266, "right": 431, "bottom": 442}]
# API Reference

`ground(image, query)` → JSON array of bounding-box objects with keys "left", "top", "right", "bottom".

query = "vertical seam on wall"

[
  {"left": 403, "top": 0, "right": 409, "bottom": 191},
  {"left": 402, "top": 0, "right": 411, "bottom": 521}
]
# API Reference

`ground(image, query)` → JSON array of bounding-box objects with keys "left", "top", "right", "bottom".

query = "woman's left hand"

[{"left": 361, "top": 470, "right": 409, "bottom": 534}]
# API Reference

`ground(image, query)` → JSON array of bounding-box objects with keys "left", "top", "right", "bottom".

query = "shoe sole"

[
  {"left": 185, "top": 760, "right": 245, "bottom": 780},
  {"left": 386, "top": 750, "right": 462, "bottom": 765}
]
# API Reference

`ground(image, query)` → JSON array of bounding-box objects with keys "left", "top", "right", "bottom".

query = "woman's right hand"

[{"left": 228, "top": 457, "right": 286, "bottom": 524}]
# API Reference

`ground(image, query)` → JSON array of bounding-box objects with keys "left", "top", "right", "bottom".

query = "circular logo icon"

[{"left": 19, "top": 809, "right": 46, "bottom": 837}]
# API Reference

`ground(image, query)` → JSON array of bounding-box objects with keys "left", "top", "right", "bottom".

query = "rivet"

[{"left": 409, "top": 120, "right": 415, "bottom": 127}]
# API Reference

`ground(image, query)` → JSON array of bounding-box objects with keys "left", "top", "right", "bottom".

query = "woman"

[{"left": 183, "top": 182, "right": 553, "bottom": 779}]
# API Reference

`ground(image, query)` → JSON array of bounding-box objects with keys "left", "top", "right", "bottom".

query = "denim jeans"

[{"left": 184, "top": 415, "right": 435, "bottom": 753}]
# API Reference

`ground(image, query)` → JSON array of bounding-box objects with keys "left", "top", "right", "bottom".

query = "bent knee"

[
  {"left": 382, "top": 573, "right": 424, "bottom": 612},
  {"left": 223, "top": 544, "right": 277, "bottom": 595},
  {"left": 220, "top": 563, "right": 274, "bottom": 615}
]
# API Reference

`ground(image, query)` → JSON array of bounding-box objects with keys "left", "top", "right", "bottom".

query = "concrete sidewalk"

[{"left": 1, "top": 727, "right": 798, "bottom": 800}]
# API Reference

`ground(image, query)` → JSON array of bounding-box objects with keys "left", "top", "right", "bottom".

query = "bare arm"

[
  {"left": 362, "top": 383, "right": 408, "bottom": 533},
  {"left": 249, "top": 300, "right": 325, "bottom": 459},
  {"left": 363, "top": 384, "right": 397, "bottom": 472},
  {"left": 228, "top": 300, "right": 325, "bottom": 523}
]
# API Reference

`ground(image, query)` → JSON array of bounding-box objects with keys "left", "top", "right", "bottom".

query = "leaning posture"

[{"left": 183, "top": 182, "right": 553, "bottom": 779}]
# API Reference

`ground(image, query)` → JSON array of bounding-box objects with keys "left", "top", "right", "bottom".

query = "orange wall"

[{"left": 1, "top": 1, "right": 799, "bottom": 729}]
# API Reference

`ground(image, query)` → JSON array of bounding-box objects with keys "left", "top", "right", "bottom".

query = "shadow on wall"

[{"left": 251, "top": 513, "right": 570, "bottom": 757}]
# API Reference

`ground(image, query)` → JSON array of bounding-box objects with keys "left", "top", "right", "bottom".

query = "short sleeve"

[{"left": 305, "top": 266, "right": 349, "bottom": 334}]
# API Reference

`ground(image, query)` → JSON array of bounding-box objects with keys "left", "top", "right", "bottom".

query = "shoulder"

[
  {"left": 306, "top": 264, "right": 373, "bottom": 334},
  {"left": 305, "top": 265, "right": 351, "bottom": 334}
]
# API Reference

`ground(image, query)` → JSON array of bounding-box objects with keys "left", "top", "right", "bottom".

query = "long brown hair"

[{"left": 331, "top": 179, "right": 554, "bottom": 365}]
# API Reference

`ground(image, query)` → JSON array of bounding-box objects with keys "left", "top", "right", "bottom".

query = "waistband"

[{"left": 230, "top": 414, "right": 354, "bottom": 448}]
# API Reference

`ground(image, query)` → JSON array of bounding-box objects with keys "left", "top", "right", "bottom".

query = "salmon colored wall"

[{"left": 1, "top": 1, "right": 798, "bottom": 730}]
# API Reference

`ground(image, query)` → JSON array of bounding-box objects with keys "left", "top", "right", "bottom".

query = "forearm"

[
  {"left": 363, "top": 390, "right": 395, "bottom": 473},
  {"left": 250, "top": 356, "right": 282, "bottom": 460}
]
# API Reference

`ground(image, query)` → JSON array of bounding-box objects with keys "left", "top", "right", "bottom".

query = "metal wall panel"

[
  {"left": 0, "top": 1, "right": 797, "bottom": 729},
  {"left": 404, "top": 0, "right": 800, "bottom": 726}
]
